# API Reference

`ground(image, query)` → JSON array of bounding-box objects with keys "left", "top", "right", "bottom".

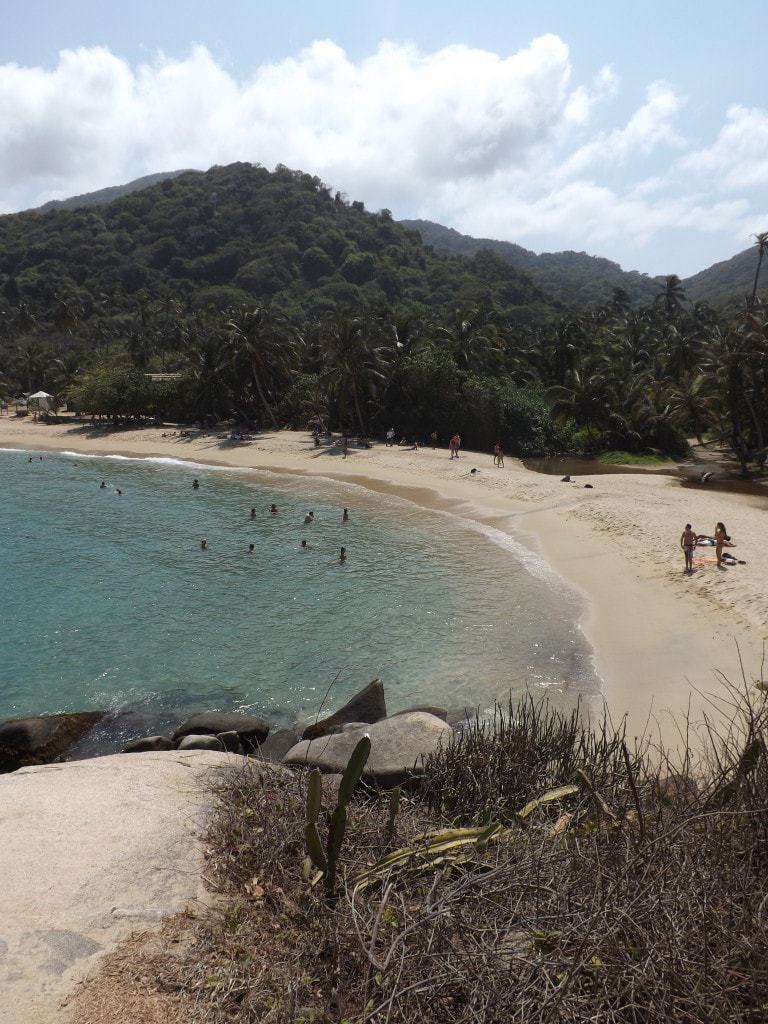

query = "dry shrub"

[{"left": 150, "top": 681, "right": 768, "bottom": 1023}]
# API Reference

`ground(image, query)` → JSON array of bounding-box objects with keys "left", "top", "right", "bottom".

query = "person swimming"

[
  {"left": 100, "top": 481, "right": 106, "bottom": 489},
  {"left": 304, "top": 511, "right": 315, "bottom": 524},
  {"left": 200, "top": 538, "right": 208, "bottom": 550},
  {"left": 270, "top": 504, "right": 278, "bottom": 515},
  {"left": 339, "top": 546, "right": 347, "bottom": 562},
  {"left": 192, "top": 479, "right": 200, "bottom": 489},
  {"left": 343, "top": 508, "right": 349, "bottom": 522},
  {"left": 300, "top": 539, "right": 312, "bottom": 550},
  {"left": 248, "top": 543, "right": 255, "bottom": 554},
  {"left": 251, "top": 507, "right": 257, "bottom": 518},
  {"left": 116, "top": 488, "right": 122, "bottom": 496}
]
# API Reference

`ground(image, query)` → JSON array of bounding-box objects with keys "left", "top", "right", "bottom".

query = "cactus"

[{"left": 303, "top": 735, "right": 371, "bottom": 902}]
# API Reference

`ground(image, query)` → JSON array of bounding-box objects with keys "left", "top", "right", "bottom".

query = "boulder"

[
  {"left": 255, "top": 727, "right": 301, "bottom": 763},
  {"left": 301, "top": 679, "right": 386, "bottom": 741},
  {"left": 216, "top": 730, "right": 242, "bottom": 753},
  {"left": 285, "top": 712, "right": 451, "bottom": 788},
  {"left": 392, "top": 705, "right": 448, "bottom": 723},
  {"left": 0, "top": 712, "right": 104, "bottom": 773},
  {"left": 173, "top": 712, "right": 270, "bottom": 750},
  {"left": 123, "top": 735, "right": 174, "bottom": 753},
  {"left": 177, "top": 734, "right": 225, "bottom": 752}
]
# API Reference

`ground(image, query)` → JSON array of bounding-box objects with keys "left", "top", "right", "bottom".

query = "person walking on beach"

[
  {"left": 449, "top": 433, "right": 461, "bottom": 459},
  {"left": 680, "top": 524, "right": 697, "bottom": 573},
  {"left": 386, "top": 427, "right": 395, "bottom": 447},
  {"left": 496, "top": 442, "right": 504, "bottom": 468},
  {"left": 430, "top": 431, "right": 438, "bottom": 449}
]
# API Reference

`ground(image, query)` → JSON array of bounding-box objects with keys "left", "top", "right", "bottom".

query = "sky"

[{"left": 1, "top": 0, "right": 767, "bottom": 276}]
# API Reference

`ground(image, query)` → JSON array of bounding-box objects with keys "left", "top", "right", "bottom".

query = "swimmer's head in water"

[
  {"left": 248, "top": 543, "right": 255, "bottom": 552},
  {"left": 301, "top": 539, "right": 307, "bottom": 548}
]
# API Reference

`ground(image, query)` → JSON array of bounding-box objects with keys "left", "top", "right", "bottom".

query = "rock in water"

[
  {"left": 172, "top": 713, "right": 270, "bottom": 750},
  {"left": 177, "top": 734, "right": 225, "bottom": 752},
  {"left": 123, "top": 735, "right": 174, "bottom": 753},
  {"left": 285, "top": 712, "right": 451, "bottom": 788},
  {"left": 0, "top": 712, "right": 104, "bottom": 773},
  {"left": 301, "top": 679, "right": 387, "bottom": 740}
]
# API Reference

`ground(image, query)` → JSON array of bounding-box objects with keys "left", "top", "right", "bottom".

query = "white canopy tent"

[{"left": 27, "top": 391, "right": 53, "bottom": 409}]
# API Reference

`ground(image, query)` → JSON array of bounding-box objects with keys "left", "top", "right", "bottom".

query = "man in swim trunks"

[{"left": 680, "top": 524, "right": 697, "bottom": 573}]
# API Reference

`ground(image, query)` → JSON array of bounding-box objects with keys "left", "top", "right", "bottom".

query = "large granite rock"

[
  {"left": 172, "top": 712, "right": 270, "bottom": 750},
  {"left": 301, "top": 680, "right": 386, "bottom": 741},
  {"left": 0, "top": 750, "right": 268, "bottom": 1023},
  {"left": 392, "top": 705, "right": 448, "bottom": 722},
  {"left": 123, "top": 735, "right": 174, "bottom": 753},
  {"left": 0, "top": 712, "right": 103, "bottom": 774},
  {"left": 285, "top": 712, "right": 451, "bottom": 788},
  {"left": 256, "top": 727, "right": 301, "bottom": 763}
]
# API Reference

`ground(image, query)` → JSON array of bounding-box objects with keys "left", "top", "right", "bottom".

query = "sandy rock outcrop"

[{"left": 0, "top": 749, "right": 262, "bottom": 1023}]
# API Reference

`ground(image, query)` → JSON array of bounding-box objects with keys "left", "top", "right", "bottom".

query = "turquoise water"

[{"left": 0, "top": 448, "right": 599, "bottom": 750}]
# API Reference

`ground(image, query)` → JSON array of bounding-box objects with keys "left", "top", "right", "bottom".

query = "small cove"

[{"left": 1, "top": 448, "right": 601, "bottom": 751}]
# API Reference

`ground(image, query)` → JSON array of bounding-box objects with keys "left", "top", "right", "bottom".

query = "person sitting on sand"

[
  {"left": 270, "top": 504, "right": 278, "bottom": 515},
  {"left": 200, "top": 538, "right": 208, "bottom": 550},
  {"left": 680, "top": 524, "right": 697, "bottom": 573},
  {"left": 192, "top": 479, "right": 200, "bottom": 489},
  {"left": 715, "top": 521, "right": 730, "bottom": 567},
  {"left": 304, "top": 511, "right": 315, "bottom": 524},
  {"left": 339, "top": 546, "right": 347, "bottom": 562},
  {"left": 343, "top": 508, "right": 349, "bottom": 522}
]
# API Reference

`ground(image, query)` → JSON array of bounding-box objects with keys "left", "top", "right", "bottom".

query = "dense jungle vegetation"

[{"left": 1, "top": 163, "right": 767, "bottom": 463}]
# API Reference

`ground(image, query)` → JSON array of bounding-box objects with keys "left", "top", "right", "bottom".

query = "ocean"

[{"left": 0, "top": 448, "right": 600, "bottom": 751}]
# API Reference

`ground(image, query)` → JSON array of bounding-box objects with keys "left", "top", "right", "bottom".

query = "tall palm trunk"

[
  {"left": 749, "top": 247, "right": 764, "bottom": 310},
  {"left": 351, "top": 378, "right": 366, "bottom": 435},
  {"left": 252, "top": 368, "right": 278, "bottom": 428}
]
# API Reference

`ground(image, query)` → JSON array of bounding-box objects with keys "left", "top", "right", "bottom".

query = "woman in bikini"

[{"left": 714, "top": 522, "right": 730, "bottom": 567}]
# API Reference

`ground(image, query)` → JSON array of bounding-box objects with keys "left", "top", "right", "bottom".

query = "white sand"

[{"left": 2, "top": 417, "right": 765, "bottom": 747}]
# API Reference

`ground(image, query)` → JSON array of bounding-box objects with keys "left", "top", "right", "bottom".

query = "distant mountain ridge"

[
  {"left": 400, "top": 219, "right": 663, "bottom": 308},
  {"left": 34, "top": 170, "right": 192, "bottom": 213}
]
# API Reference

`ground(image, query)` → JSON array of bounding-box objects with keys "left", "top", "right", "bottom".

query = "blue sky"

[{"left": 1, "top": 0, "right": 767, "bottom": 276}]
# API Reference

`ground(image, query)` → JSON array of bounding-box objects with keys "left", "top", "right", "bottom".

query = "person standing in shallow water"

[
  {"left": 680, "top": 524, "right": 697, "bottom": 573},
  {"left": 192, "top": 479, "right": 199, "bottom": 489},
  {"left": 270, "top": 504, "right": 278, "bottom": 515},
  {"left": 200, "top": 538, "right": 208, "bottom": 550},
  {"left": 339, "top": 546, "right": 347, "bottom": 562},
  {"left": 343, "top": 508, "right": 349, "bottom": 522}
]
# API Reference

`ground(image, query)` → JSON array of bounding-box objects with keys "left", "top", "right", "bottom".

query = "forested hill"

[
  {"left": 0, "top": 163, "right": 551, "bottom": 325},
  {"left": 683, "top": 245, "right": 765, "bottom": 306},
  {"left": 400, "top": 219, "right": 662, "bottom": 308}
]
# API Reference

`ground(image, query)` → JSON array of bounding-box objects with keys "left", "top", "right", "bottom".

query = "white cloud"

[
  {"left": 681, "top": 104, "right": 768, "bottom": 189},
  {"left": 0, "top": 38, "right": 764, "bottom": 273}
]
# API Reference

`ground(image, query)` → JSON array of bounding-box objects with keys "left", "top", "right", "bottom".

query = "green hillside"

[
  {"left": 683, "top": 244, "right": 766, "bottom": 306},
  {"left": 0, "top": 163, "right": 548, "bottom": 325},
  {"left": 400, "top": 218, "right": 661, "bottom": 308}
]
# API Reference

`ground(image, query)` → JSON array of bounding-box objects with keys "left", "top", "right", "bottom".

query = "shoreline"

[{"left": 2, "top": 418, "right": 766, "bottom": 747}]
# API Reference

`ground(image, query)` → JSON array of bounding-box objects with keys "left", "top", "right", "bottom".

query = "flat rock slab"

[
  {"left": 0, "top": 750, "right": 250, "bottom": 1024},
  {"left": 284, "top": 712, "right": 452, "bottom": 788}
]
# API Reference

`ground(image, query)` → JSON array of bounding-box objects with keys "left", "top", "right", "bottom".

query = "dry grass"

[{"left": 72, "top": 681, "right": 768, "bottom": 1023}]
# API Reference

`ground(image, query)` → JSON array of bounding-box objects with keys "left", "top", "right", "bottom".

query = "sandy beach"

[{"left": 2, "top": 416, "right": 766, "bottom": 748}]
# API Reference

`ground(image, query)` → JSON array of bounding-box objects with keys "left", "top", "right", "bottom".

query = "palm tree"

[
  {"left": 656, "top": 275, "right": 687, "bottom": 321},
  {"left": 226, "top": 307, "right": 299, "bottom": 428},
  {"left": 749, "top": 231, "right": 768, "bottom": 310},
  {"left": 547, "top": 358, "right": 611, "bottom": 439},
  {"left": 663, "top": 372, "right": 713, "bottom": 444},
  {"left": 319, "top": 315, "right": 388, "bottom": 434},
  {"left": 430, "top": 307, "right": 502, "bottom": 374}
]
